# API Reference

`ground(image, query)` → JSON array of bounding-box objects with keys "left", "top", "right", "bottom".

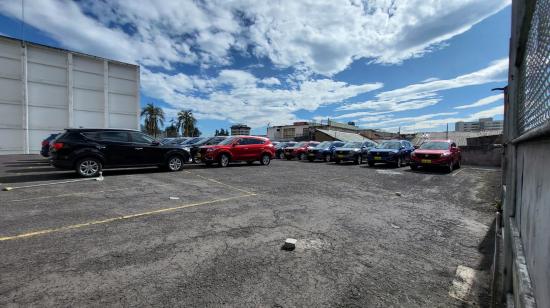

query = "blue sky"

[{"left": 0, "top": 0, "right": 510, "bottom": 135}]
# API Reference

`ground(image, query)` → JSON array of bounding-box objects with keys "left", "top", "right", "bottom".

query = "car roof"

[{"left": 66, "top": 128, "right": 140, "bottom": 132}]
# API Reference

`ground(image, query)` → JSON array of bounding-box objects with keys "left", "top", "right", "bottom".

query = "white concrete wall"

[
  {"left": 515, "top": 139, "right": 550, "bottom": 307},
  {"left": 0, "top": 37, "right": 139, "bottom": 154}
]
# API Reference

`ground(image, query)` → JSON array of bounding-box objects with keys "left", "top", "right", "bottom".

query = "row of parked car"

[
  {"left": 273, "top": 139, "right": 462, "bottom": 172},
  {"left": 41, "top": 128, "right": 461, "bottom": 177},
  {"left": 43, "top": 129, "right": 276, "bottom": 177}
]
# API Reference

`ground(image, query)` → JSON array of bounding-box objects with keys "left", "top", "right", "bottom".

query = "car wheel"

[
  {"left": 300, "top": 153, "right": 306, "bottom": 160},
  {"left": 219, "top": 153, "right": 230, "bottom": 167},
  {"left": 355, "top": 155, "right": 362, "bottom": 165},
  {"left": 260, "top": 154, "right": 271, "bottom": 166},
  {"left": 446, "top": 161, "right": 454, "bottom": 173},
  {"left": 368, "top": 161, "right": 375, "bottom": 167},
  {"left": 324, "top": 154, "right": 331, "bottom": 162},
  {"left": 167, "top": 155, "right": 184, "bottom": 172},
  {"left": 76, "top": 157, "right": 101, "bottom": 177},
  {"left": 396, "top": 157, "right": 403, "bottom": 168},
  {"left": 279, "top": 152, "right": 285, "bottom": 159}
]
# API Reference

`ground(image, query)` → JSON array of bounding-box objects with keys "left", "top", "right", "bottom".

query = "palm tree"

[
  {"left": 141, "top": 103, "right": 165, "bottom": 137},
  {"left": 177, "top": 109, "right": 197, "bottom": 137}
]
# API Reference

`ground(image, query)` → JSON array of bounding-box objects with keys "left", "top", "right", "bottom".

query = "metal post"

[
  {"left": 103, "top": 60, "right": 109, "bottom": 128},
  {"left": 21, "top": 42, "right": 29, "bottom": 154},
  {"left": 67, "top": 53, "right": 74, "bottom": 128}
]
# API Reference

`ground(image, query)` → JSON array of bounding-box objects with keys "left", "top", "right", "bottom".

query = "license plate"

[
  {"left": 374, "top": 156, "right": 382, "bottom": 160},
  {"left": 421, "top": 159, "right": 431, "bottom": 164},
  {"left": 308, "top": 153, "right": 314, "bottom": 156},
  {"left": 197, "top": 153, "right": 201, "bottom": 158},
  {"left": 338, "top": 154, "right": 344, "bottom": 158}
]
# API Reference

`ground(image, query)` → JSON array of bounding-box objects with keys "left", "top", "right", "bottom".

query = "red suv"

[
  {"left": 410, "top": 139, "right": 461, "bottom": 172},
  {"left": 198, "top": 136, "right": 275, "bottom": 167},
  {"left": 283, "top": 141, "right": 320, "bottom": 160}
]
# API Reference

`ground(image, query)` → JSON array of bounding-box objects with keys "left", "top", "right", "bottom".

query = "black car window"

[
  {"left": 238, "top": 138, "right": 253, "bottom": 145},
  {"left": 130, "top": 132, "right": 154, "bottom": 144},
  {"left": 247, "top": 138, "right": 265, "bottom": 145},
  {"left": 99, "top": 131, "right": 130, "bottom": 142}
]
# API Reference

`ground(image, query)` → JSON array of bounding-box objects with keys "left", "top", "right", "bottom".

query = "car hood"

[
  {"left": 414, "top": 149, "right": 449, "bottom": 155},
  {"left": 370, "top": 148, "right": 399, "bottom": 154}
]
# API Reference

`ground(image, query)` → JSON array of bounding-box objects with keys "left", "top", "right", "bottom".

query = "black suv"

[{"left": 49, "top": 129, "right": 191, "bottom": 177}]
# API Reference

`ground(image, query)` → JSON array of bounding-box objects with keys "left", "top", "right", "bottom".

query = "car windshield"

[
  {"left": 218, "top": 137, "right": 238, "bottom": 145},
  {"left": 377, "top": 142, "right": 401, "bottom": 149},
  {"left": 205, "top": 137, "right": 226, "bottom": 145},
  {"left": 419, "top": 141, "right": 450, "bottom": 150},
  {"left": 343, "top": 142, "right": 362, "bottom": 148},
  {"left": 295, "top": 141, "right": 308, "bottom": 147},
  {"left": 316, "top": 141, "right": 331, "bottom": 148}
]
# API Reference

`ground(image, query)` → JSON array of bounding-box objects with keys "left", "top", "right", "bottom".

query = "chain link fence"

[{"left": 517, "top": 0, "right": 550, "bottom": 134}]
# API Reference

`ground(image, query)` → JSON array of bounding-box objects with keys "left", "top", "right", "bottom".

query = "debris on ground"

[
  {"left": 282, "top": 238, "right": 297, "bottom": 251},
  {"left": 169, "top": 196, "right": 180, "bottom": 200},
  {"left": 395, "top": 192, "right": 402, "bottom": 196},
  {"left": 391, "top": 224, "right": 400, "bottom": 229}
]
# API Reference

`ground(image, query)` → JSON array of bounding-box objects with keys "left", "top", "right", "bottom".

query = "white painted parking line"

[
  {"left": 2, "top": 175, "right": 103, "bottom": 191},
  {"left": 452, "top": 169, "right": 465, "bottom": 177}
]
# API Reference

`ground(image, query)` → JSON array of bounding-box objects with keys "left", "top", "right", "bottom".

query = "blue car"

[
  {"left": 306, "top": 141, "right": 345, "bottom": 162},
  {"left": 367, "top": 140, "right": 415, "bottom": 167},
  {"left": 333, "top": 140, "right": 378, "bottom": 164}
]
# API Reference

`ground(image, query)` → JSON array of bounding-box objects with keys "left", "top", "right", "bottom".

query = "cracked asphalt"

[{"left": 0, "top": 155, "right": 500, "bottom": 307}]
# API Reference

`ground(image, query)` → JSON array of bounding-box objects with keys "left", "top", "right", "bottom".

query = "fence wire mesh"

[{"left": 517, "top": 0, "right": 550, "bottom": 134}]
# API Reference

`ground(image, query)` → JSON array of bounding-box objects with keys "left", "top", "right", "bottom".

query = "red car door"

[{"left": 231, "top": 138, "right": 251, "bottom": 161}]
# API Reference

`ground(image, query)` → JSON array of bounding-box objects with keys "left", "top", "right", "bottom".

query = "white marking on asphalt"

[
  {"left": 452, "top": 169, "right": 465, "bottom": 177},
  {"left": 448, "top": 265, "right": 477, "bottom": 302},
  {"left": 2, "top": 177, "right": 102, "bottom": 191},
  {"left": 376, "top": 170, "right": 402, "bottom": 175}
]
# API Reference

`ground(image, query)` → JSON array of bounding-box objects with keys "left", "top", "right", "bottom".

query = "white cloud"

[
  {"left": 0, "top": 0, "right": 510, "bottom": 75},
  {"left": 339, "top": 58, "right": 508, "bottom": 112},
  {"left": 259, "top": 77, "right": 281, "bottom": 86},
  {"left": 454, "top": 94, "right": 503, "bottom": 109},
  {"left": 373, "top": 105, "right": 504, "bottom": 132},
  {"left": 141, "top": 68, "right": 382, "bottom": 127}
]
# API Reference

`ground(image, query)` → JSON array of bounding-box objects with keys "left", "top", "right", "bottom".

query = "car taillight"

[
  {"left": 52, "top": 142, "right": 64, "bottom": 150},
  {"left": 42, "top": 140, "right": 48, "bottom": 147}
]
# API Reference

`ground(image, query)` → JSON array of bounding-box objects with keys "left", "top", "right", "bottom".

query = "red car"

[
  {"left": 410, "top": 139, "right": 461, "bottom": 172},
  {"left": 283, "top": 141, "right": 320, "bottom": 160},
  {"left": 198, "top": 136, "right": 275, "bottom": 167}
]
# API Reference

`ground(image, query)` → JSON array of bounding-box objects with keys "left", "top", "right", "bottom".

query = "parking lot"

[{"left": 0, "top": 155, "right": 500, "bottom": 307}]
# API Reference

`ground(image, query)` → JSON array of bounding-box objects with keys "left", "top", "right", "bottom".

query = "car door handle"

[
  {"left": 135, "top": 147, "right": 143, "bottom": 150},
  {"left": 244, "top": 148, "right": 249, "bottom": 150}
]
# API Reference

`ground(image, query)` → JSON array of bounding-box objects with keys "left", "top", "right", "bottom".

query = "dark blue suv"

[
  {"left": 367, "top": 140, "right": 415, "bottom": 167},
  {"left": 306, "top": 141, "right": 345, "bottom": 162}
]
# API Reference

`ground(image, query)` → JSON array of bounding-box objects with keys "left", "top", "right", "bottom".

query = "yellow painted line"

[
  {"left": 186, "top": 171, "right": 255, "bottom": 195},
  {"left": 0, "top": 193, "right": 255, "bottom": 242}
]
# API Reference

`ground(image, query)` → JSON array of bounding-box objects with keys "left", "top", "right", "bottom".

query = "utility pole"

[{"left": 446, "top": 123, "right": 449, "bottom": 139}]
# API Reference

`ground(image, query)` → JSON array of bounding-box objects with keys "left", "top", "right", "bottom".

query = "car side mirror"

[
  {"left": 152, "top": 140, "right": 160, "bottom": 146},
  {"left": 413, "top": 145, "right": 419, "bottom": 149}
]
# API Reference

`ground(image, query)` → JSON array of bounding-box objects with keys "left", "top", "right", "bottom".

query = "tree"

[
  {"left": 165, "top": 119, "right": 178, "bottom": 137},
  {"left": 215, "top": 128, "right": 229, "bottom": 136},
  {"left": 192, "top": 127, "right": 202, "bottom": 137},
  {"left": 141, "top": 103, "right": 165, "bottom": 137},
  {"left": 177, "top": 110, "right": 197, "bottom": 137}
]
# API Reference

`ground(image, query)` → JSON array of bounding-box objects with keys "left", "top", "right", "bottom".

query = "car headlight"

[
  {"left": 182, "top": 147, "right": 190, "bottom": 152},
  {"left": 442, "top": 152, "right": 451, "bottom": 157}
]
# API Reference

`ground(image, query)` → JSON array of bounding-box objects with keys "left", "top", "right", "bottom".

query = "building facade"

[
  {"left": 230, "top": 124, "right": 251, "bottom": 135},
  {"left": 455, "top": 117, "right": 504, "bottom": 132},
  {"left": 267, "top": 120, "right": 360, "bottom": 141},
  {"left": 0, "top": 36, "right": 140, "bottom": 154}
]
